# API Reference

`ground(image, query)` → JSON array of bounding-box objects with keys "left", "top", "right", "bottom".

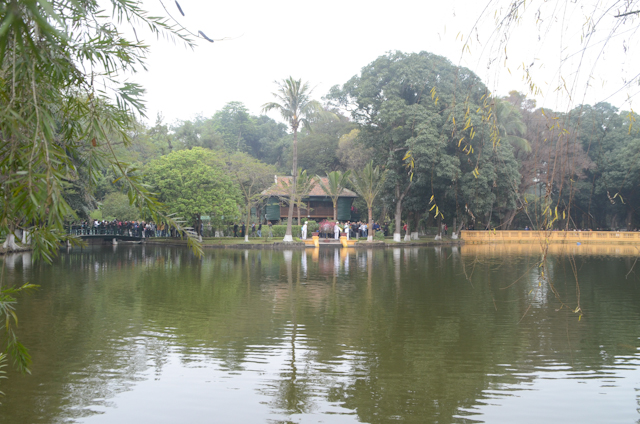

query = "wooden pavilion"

[{"left": 261, "top": 176, "right": 358, "bottom": 222}]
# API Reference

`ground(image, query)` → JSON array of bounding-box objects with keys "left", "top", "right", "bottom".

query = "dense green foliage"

[
  {"left": 0, "top": 0, "right": 203, "bottom": 258},
  {"left": 145, "top": 148, "right": 241, "bottom": 230},
  {"left": 101, "top": 192, "right": 139, "bottom": 221},
  {"left": 38, "top": 49, "right": 637, "bottom": 236},
  {"left": 74, "top": 51, "right": 640, "bottom": 234}
]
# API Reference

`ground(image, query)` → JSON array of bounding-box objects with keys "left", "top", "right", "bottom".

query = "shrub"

[{"left": 268, "top": 222, "right": 319, "bottom": 238}]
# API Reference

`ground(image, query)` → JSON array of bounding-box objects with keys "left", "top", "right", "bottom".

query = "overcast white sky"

[{"left": 127, "top": 0, "right": 640, "bottom": 125}]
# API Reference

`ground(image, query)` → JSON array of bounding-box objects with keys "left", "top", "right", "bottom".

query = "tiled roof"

[{"left": 261, "top": 176, "right": 358, "bottom": 198}]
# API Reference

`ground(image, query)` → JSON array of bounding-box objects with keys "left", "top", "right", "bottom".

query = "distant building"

[{"left": 261, "top": 176, "right": 358, "bottom": 222}]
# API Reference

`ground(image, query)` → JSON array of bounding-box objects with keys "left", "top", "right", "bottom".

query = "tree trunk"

[
  {"left": 367, "top": 207, "right": 373, "bottom": 242},
  {"left": 22, "top": 230, "right": 30, "bottom": 245},
  {"left": 626, "top": 207, "right": 633, "bottom": 229},
  {"left": 425, "top": 213, "right": 434, "bottom": 231},
  {"left": 378, "top": 204, "right": 387, "bottom": 224},
  {"left": 333, "top": 199, "right": 337, "bottom": 221},
  {"left": 504, "top": 209, "right": 517, "bottom": 230},
  {"left": 3, "top": 225, "right": 20, "bottom": 251},
  {"left": 410, "top": 211, "right": 419, "bottom": 240},
  {"left": 435, "top": 214, "right": 442, "bottom": 240},
  {"left": 284, "top": 128, "right": 297, "bottom": 242},
  {"left": 245, "top": 204, "right": 251, "bottom": 242},
  {"left": 194, "top": 215, "right": 203, "bottom": 242},
  {"left": 394, "top": 197, "right": 402, "bottom": 242},
  {"left": 404, "top": 218, "right": 411, "bottom": 241},
  {"left": 393, "top": 181, "right": 412, "bottom": 242},
  {"left": 485, "top": 209, "right": 493, "bottom": 230},
  {"left": 452, "top": 217, "right": 458, "bottom": 239}
]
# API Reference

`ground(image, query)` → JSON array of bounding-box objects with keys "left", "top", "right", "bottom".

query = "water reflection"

[
  {"left": 461, "top": 242, "right": 640, "bottom": 258},
  {"left": 0, "top": 246, "right": 638, "bottom": 424}
]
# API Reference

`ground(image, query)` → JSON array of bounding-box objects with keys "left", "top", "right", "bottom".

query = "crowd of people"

[
  {"left": 231, "top": 222, "right": 270, "bottom": 238},
  {"left": 70, "top": 220, "right": 169, "bottom": 238},
  {"left": 313, "top": 220, "right": 389, "bottom": 239}
]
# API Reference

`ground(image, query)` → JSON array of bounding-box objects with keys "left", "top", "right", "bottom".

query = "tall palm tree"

[
  {"left": 350, "top": 161, "right": 387, "bottom": 242},
  {"left": 295, "top": 169, "right": 317, "bottom": 224},
  {"left": 263, "top": 77, "right": 322, "bottom": 242},
  {"left": 494, "top": 99, "right": 531, "bottom": 154},
  {"left": 280, "top": 169, "right": 317, "bottom": 224},
  {"left": 316, "top": 170, "right": 351, "bottom": 221}
]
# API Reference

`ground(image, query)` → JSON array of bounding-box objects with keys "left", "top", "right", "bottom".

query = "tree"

[
  {"left": 494, "top": 99, "right": 530, "bottom": 155},
  {"left": 329, "top": 51, "right": 489, "bottom": 241},
  {"left": 145, "top": 148, "right": 241, "bottom": 237},
  {"left": 350, "top": 162, "right": 387, "bottom": 241},
  {"left": 281, "top": 169, "right": 318, "bottom": 225},
  {"left": 147, "top": 113, "right": 175, "bottom": 156},
  {"left": 172, "top": 116, "right": 224, "bottom": 151},
  {"left": 471, "top": 1, "right": 640, "bottom": 231},
  {"left": 296, "top": 111, "right": 356, "bottom": 174},
  {"left": 263, "top": 78, "right": 323, "bottom": 242},
  {"left": 316, "top": 170, "right": 351, "bottom": 221},
  {"left": 0, "top": 0, "right": 199, "bottom": 392},
  {"left": 101, "top": 192, "right": 140, "bottom": 221},
  {"left": 0, "top": 0, "right": 200, "bottom": 257},
  {"left": 296, "top": 132, "right": 340, "bottom": 175},
  {"left": 478, "top": 98, "right": 530, "bottom": 229},
  {"left": 213, "top": 102, "right": 253, "bottom": 151},
  {"left": 224, "top": 152, "right": 276, "bottom": 241},
  {"left": 337, "top": 129, "right": 374, "bottom": 171}
]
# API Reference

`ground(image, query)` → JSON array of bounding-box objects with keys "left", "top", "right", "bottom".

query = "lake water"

[{"left": 0, "top": 245, "right": 638, "bottom": 423}]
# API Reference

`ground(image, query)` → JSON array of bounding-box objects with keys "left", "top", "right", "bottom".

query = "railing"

[
  {"left": 460, "top": 230, "right": 640, "bottom": 243},
  {"left": 67, "top": 226, "right": 161, "bottom": 237}
]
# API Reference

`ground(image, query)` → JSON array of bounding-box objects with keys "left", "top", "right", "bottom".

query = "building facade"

[{"left": 262, "top": 176, "right": 357, "bottom": 222}]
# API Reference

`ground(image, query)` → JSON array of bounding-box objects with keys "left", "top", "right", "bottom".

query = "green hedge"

[
  {"left": 220, "top": 222, "right": 321, "bottom": 238},
  {"left": 267, "top": 222, "right": 319, "bottom": 238}
]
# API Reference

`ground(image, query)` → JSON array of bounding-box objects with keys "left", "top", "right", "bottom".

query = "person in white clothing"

[
  {"left": 334, "top": 222, "right": 341, "bottom": 240},
  {"left": 301, "top": 221, "right": 308, "bottom": 240}
]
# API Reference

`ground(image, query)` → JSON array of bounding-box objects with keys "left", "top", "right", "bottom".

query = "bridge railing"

[{"left": 67, "top": 226, "right": 146, "bottom": 237}]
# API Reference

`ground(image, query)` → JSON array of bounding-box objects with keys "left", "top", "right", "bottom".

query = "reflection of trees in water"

[
  {"left": 1, "top": 247, "right": 639, "bottom": 423},
  {"left": 267, "top": 323, "right": 317, "bottom": 415}
]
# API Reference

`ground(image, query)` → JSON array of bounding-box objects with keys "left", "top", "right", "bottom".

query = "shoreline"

[
  {"left": 142, "top": 237, "right": 465, "bottom": 249},
  {"left": 0, "top": 245, "right": 32, "bottom": 256}
]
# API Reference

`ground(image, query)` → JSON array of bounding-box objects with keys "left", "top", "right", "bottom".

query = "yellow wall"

[{"left": 460, "top": 230, "right": 640, "bottom": 245}]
